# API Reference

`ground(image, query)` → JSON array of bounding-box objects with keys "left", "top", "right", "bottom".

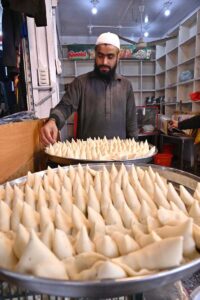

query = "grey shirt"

[{"left": 50, "top": 70, "right": 138, "bottom": 140}]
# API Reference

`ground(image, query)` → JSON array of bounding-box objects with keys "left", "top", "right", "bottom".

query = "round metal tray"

[
  {"left": 0, "top": 163, "right": 200, "bottom": 298},
  {"left": 45, "top": 144, "right": 158, "bottom": 166}
]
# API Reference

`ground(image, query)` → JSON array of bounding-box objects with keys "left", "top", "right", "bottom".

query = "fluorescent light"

[
  {"left": 164, "top": 8, "right": 170, "bottom": 16},
  {"left": 144, "top": 15, "right": 149, "bottom": 24},
  {"left": 91, "top": 6, "right": 98, "bottom": 14},
  {"left": 144, "top": 31, "right": 149, "bottom": 37}
]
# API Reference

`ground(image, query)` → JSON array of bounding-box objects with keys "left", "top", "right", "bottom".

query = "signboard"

[{"left": 66, "top": 44, "right": 154, "bottom": 60}]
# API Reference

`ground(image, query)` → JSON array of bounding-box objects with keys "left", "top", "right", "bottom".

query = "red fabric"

[{"left": 190, "top": 91, "right": 200, "bottom": 101}]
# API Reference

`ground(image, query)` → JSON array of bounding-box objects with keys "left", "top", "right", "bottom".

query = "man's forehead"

[{"left": 95, "top": 44, "right": 118, "bottom": 54}]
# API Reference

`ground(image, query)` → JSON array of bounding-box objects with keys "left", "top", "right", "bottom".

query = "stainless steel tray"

[
  {"left": 45, "top": 145, "right": 158, "bottom": 166},
  {"left": 0, "top": 163, "right": 200, "bottom": 298},
  {"left": 0, "top": 257, "right": 200, "bottom": 298}
]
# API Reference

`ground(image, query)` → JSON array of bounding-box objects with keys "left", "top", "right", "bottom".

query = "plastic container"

[
  {"left": 154, "top": 153, "right": 173, "bottom": 167},
  {"left": 162, "top": 144, "right": 174, "bottom": 154}
]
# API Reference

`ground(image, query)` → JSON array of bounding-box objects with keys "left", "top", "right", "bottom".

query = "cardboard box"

[{"left": 0, "top": 119, "right": 46, "bottom": 184}]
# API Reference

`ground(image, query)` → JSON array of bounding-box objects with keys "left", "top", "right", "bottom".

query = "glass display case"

[{"left": 136, "top": 105, "right": 159, "bottom": 134}]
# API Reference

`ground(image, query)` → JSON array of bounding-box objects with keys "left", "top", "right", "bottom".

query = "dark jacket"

[
  {"left": 50, "top": 71, "right": 138, "bottom": 140},
  {"left": 178, "top": 115, "right": 200, "bottom": 130}
]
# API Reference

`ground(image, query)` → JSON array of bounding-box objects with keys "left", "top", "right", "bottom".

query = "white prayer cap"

[{"left": 96, "top": 32, "right": 120, "bottom": 50}]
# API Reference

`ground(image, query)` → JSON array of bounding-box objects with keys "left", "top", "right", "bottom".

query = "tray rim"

[{"left": 0, "top": 257, "right": 200, "bottom": 297}]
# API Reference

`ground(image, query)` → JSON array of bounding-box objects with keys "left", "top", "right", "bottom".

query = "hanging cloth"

[
  {"left": 2, "top": 0, "right": 47, "bottom": 27},
  {"left": 1, "top": 0, "right": 23, "bottom": 69}
]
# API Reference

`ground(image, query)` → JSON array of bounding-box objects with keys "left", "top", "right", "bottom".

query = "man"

[
  {"left": 169, "top": 115, "right": 200, "bottom": 130},
  {"left": 40, "top": 32, "right": 138, "bottom": 146}
]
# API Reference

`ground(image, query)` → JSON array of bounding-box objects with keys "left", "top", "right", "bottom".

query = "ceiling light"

[
  {"left": 144, "top": 15, "right": 149, "bottom": 23},
  {"left": 164, "top": 8, "right": 170, "bottom": 16},
  {"left": 144, "top": 31, "right": 149, "bottom": 37},
  {"left": 164, "top": 1, "right": 172, "bottom": 17},
  {"left": 91, "top": 6, "right": 97, "bottom": 14},
  {"left": 90, "top": 0, "right": 99, "bottom": 15}
]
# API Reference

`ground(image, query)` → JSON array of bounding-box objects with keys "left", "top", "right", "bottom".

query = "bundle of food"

[
  {"left": 0, "top": 164, "right": 199, "bottom": 281},
  {"left": 45, "top": 137, "right": 156, "bottom": 160}
]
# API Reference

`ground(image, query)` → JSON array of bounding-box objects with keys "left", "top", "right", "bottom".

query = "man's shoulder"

[
  {"left": 76, "top": 71, "right": 94, "bottom": 81},
  {"left": 118, "top": 74, "right": 132, "bottom": 86}
]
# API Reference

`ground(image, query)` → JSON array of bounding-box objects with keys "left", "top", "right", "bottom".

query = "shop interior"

[
  {"left": 1, "top": 0, "right": 200, "bottom": 299},
  {"left": 55, "top": 0, "right": 200, "bottom": 174}
]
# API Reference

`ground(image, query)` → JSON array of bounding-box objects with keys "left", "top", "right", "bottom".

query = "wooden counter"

[{"left": 0, "top": 119, "right": 46, "bottom": 184}]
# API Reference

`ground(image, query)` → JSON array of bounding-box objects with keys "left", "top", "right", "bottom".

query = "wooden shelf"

[
  {"left": 155, "top": 9, "right": 200, "bottom": 115},
  {"left": 178, "top": 56, "right": 195, "bottom": 66},
  {"left": 178, "top": 79, "right": 194, "bottom": 86},
  {"left": 166, "top": 84, "right": 178, "bottom": 88},
  {"left": 166, "top": 65, "right": 178, "bottom": 72}
]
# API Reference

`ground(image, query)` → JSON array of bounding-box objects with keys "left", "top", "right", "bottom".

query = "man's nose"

[{"left": 102, "top": 56, "right": 108, "bottom": 64}]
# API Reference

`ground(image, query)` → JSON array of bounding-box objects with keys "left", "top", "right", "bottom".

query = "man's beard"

[{"left": 94, "top": 62, "right": 117, "bottom": 82}]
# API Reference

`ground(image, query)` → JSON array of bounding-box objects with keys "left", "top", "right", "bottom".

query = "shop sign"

[{"left": 66, "top": 44, "right": 154, "bottom": 60}]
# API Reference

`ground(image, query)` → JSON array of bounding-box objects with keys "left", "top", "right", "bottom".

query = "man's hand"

[
  {"left": 40, "top": 119, "right": 59, "bottom": 146},
  {"left": 168, "top": 120, "right": 178, "bottom": 130}
]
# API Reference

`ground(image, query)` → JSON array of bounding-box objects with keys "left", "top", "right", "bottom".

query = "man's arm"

[
  {"left": 40, "top": 77, "right": 82, "bottom": 146},
  {"left": 49, "top": 78, "right": 82, "bottom": 130},
  {"left": 126, "top": 85, "right": 138, "bottom": 139},
  {"left": 178, "top": 115, "right": 200, "bottom": 130}
]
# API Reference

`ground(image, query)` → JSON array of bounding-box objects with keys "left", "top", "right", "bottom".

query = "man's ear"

[{"left": 117, "top": 50, "right": 121, "bottom": 61}]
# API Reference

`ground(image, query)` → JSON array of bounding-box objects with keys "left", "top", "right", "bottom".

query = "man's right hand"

[{"left": 40, "top": 119, "right": 59, "bottom": 146}]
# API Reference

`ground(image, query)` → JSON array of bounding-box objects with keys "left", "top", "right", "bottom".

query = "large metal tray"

[
  {"left": 0, "top": 163, "right": 200, "bottom": 298},
  {"left": 45, "top": 144, "right": 158, "bottom": 166}
]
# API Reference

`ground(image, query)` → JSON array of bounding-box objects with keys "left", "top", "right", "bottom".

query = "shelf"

[
  {"left": 190, "top": 100, "right": 200, "bottom": 103},
  {"left": 121, "top": 74, "right": 139, "bottom": 77},
  {"left": 155, "top": 87, "right": 165, "bottom": 91},
  {"left": 156, "top": 53, "right": 166, "bottom": 60},
  {"left": 178, "top": 56, "right": 195, "bottom": 66},
  {"left": 155, "top": 70, "right": 165, "bottom": 76},
  {"left": 142, "top": 89, "right": 156, "bottom": 92},
  {"left": 179, "top": 35, "right": 196, "bottom": 47},
  {"left": 166, "top": 46, "right": 178, "bottom": 55},
  {"left": 178, "top": 79, "right": 194, "bottom": 85},
  {"left": 142, "top": 74, "right": 155, "bottom": 77},
  {"left": 166, "top": 65, "right": 178, "bottom": 71},
  {"left": 177, "top": 101, "right": 192, "bottom": 104},
  {"left": 146, "top": 103, "right": 160, "bottom": 106},
  {"left": 163, "top": 102, "right": 177, "bottom": 106},
  {"left": 166, "top": 83, "right": 177, "bottom": 88}
]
